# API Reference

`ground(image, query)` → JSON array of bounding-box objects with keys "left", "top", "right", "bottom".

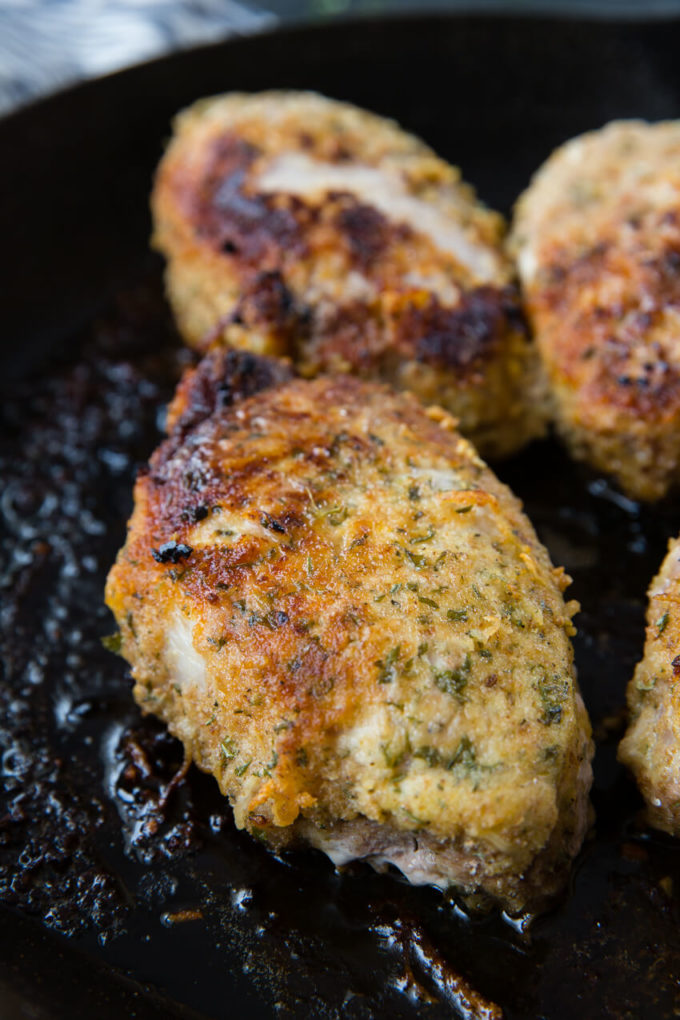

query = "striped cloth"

[{"left": 0, "top": 0, "right": 276, "bottom": 114}]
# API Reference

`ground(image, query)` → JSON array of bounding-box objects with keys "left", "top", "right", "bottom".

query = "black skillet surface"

[{"left": 3, "top": 13, "right": 680, "bottom": 1019}]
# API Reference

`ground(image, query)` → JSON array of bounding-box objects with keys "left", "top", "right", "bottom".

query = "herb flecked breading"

[
  {"left": 106, "top": 348, "right": 593, "bottom": 912},
  {"left": 152, "top": 89, "right": 547, "bottom": 459}
]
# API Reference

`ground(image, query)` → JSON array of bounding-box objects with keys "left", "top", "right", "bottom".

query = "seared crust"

[
  {"left": 152, "top": 90, "right": 547, "bottom": 459},
  {"left": 619, "top": 535, "right": 680, "bottom": 833},
  {"left": 106, "top": 349, "right": 592, "bottom": 911},
  {"left": 512, "top": 120, "right": 680, "bottom": 501},
  {"left": 165, "top": 345, "right": 294, "bottom": 434}
]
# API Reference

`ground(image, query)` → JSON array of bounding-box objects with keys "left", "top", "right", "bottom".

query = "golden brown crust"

[
  {"left": 152, "top": 90, "right": 547, "bottom": 459},
  {"left": 512, "top": 120, "right": 680, "bottom": 501},
  {"left": 106, "top": 349, "right": 592, "bottom": 911},
  {"left": 619, "top": 535, "right": 680, "bottom": 833}
]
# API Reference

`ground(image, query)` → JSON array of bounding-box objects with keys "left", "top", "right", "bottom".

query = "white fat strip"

[
  {"left": 166, "top": 614, "right": 207, "bottom": 695},
  {"left": 256, "top": 153, "right": 500, "bottom": 282}
]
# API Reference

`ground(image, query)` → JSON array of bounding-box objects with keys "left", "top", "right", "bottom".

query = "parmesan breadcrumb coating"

[
  {"left": 106, "top": 348, "right": 592, "bottom": 912},
  {"left": 620, "top": 534, "right": 680, "bottom": 833},
  {"left": 512, "top": 120, "right": 680, "bottom": 501},
  {"left": 152, "top": 90, "right": 546, "bottom": 459}
]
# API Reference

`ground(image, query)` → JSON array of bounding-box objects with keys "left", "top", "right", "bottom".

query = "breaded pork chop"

[
  {"left": 620, "top": 535, "right": 680, "bottom": 833},
  {"left": 106, "top": 348, "right": 592, "bottom": 912},
  {"left": 512, "top": 120, "right": 680, "bottom": 501},
  {"left": 151, "top": 90, "right": 546, "bottom": 459}
]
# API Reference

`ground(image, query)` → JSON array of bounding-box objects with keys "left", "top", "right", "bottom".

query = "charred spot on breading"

[
  {"left": 190, "top": 134, "right": 307, "bottom": 264},
  {"left": 106, "top": 355, "right": 592, "bottom": 913},
  {"left": 152, "top": 90, "right": 548, "bottom": 458},
  {"left": 408, "top": 286, "right": 527, "bottom": 371},
  {"left": 301, "top": 286, "right": 527, "bottom": 383},
  {"left": 333, "top": 199, "right": 405, "bottom": 268},
  {"left": 226, "top": 270, "right": 301, "bottom": 350},
  {"left": 166, "top": 346, "right": 295, "bottom": 434},
  {"left": 151, "top": 541, "right": 194, "bottom": 564}
]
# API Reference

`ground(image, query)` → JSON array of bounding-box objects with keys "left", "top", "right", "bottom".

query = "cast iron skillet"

[{"left": 3, "top": 13, "right": 680, "bottom": 1019}]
